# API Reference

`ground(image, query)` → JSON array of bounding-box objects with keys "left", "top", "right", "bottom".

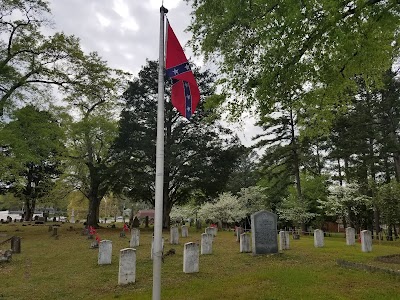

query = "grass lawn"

[{"left": 1, "top": 223, "right": 399, "bottom": 300}]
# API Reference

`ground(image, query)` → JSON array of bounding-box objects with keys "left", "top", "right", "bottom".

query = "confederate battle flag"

[{"left": 165, "top": 20, "right": 200, "bottom": 120}]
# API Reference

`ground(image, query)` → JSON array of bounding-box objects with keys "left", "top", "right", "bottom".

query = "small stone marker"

[
  {"left": 98, "top": 240, "right": 112, "bottom": 265},
  {"left": 11, "top": 236, "right": 21, "bottom": 254},
  {"left": 201, "top": 233, "right": 213, "bottom": 255},
  {"left": 279, "top": 230, "right": 290, "bottom": 251},
  {"left": 181, "top": 225, "right": 188, "bottom": 238},
  {"left": 236, "top": 227, "right": 244, "bottom": 242},
  {"left": 118, "top": 248, "right": 136, "bottom": 285},
  {"left": 130, "top": 228, "right": 140, "bottom": 247},
  {"left": 170, "top": 226, "right": 179, "bottom": 245},
  {"left": 90, "top": 240, "right": 99, "bottom": 249},
  {"left": 48, "top": 225, "right": 53, "bottom": 232},
  {"left": 314, "top": 229, "right": 324, "bottom": 248},
  {"left": 346, "top": 227, "right": 355, "bottom": 246},
  {"left": 183, "top": 242, "right": 199, "bottom": 273},
  {"left": 251, "top": 210, "right": 278, "bottom": 255},
  {"left": 211, "top": 226, "right": 217, "bottom": 237},
  {"left": 70, "top": 209, "right": 75, "bottom": 224},
  {"left": 240, "top": 233, "right": 251, "bottom": 253},
  {"left": 205, "top": 227, "right": 215, "bottom": 239},
  {"left": 52, "top": 227, "right": 58, "bottom": 236},
  {"left": 361, "top": 230, "right": 372, "bottom": 252}
]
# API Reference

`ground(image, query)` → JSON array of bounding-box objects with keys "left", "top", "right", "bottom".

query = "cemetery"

[
  {"left": 1, "top": 1, "right": 400, "bottom": 300},
  {"left": 1, "top": 217, "right": 400, "bottom": 300}
]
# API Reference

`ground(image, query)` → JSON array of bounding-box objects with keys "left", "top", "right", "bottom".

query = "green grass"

[{"left": 1, "top": 223, "right": 399, "bottom": 300}]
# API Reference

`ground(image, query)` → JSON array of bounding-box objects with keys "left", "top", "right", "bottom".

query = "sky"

[{"left": 48, "top": 0, "right": 263, "bottom": 146}]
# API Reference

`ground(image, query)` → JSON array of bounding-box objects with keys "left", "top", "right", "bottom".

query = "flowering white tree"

[
  {"left": 169, "top": 203, "right": 197, "bottom": 223},
  {"left": 237, "top": 186, "right": 268, "bottom": 215},
  {"left": 317, "top": 183, "right": 372, "bottom": 227},
  {"left": 198, "top": 192, "right": 247, "bottom": 225},
  {"left": 277, "top": 194, "right": 316, "bottom": 228}
]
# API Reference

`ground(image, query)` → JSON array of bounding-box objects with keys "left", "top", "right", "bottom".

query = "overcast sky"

[{"left": 48, "top": 0, "right": 262, "bottom": 146}]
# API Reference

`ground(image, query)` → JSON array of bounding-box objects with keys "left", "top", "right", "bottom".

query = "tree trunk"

[
  {"left": 24, "top": 198, "right": 33, "bottom": 221},
  {"left": 87, "top": 196, "right": 101, "bottom": 228},
  {"left": 162, "top": 189, "right": 172, "bottom": 229}
]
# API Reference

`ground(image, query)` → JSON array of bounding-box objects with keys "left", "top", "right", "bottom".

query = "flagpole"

[{"left": 152, "top": 5, "right": 167, "bottom": 300}]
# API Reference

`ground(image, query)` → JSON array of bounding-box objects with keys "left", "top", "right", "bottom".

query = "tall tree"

[
  {"left": 111, "top": 60, "right": 244, "bottom": 228},
  {"left": 0, "top": 0, "right": 84, "bottom": 116},
  {"left": 0, "top": 105, "right": 65, "bottom": 220},
  {"left": 187, "top": 0, "right": 399, "bottom": 132},
  {"left": 63, "top": 52, "right": 127, "bottom": 227}
]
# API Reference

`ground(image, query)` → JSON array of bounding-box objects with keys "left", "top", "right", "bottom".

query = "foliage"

[
  {"left": 187, "top": 0, "right": 400, "bottom": 133},
  {"left": 0, "top": 0, "right": 85, "bottom": 117},
  {"left": 62, "top": 52, "right": 128, "bottom": 227},
  {"left": 0, "top": 105, "right": 65, "bottom": 219},
  {"left": 277, "top": 193, "right": 317, "bottom": 227},
  {"left": 318, "top": 183, "right": 373, "bottom": 227},
  {"left": 237, "top": 186, "right": 269, "bottom": 214},
  {"left": 377, "top": 181, "right": 400, "bottom": 227},
  {"left": 197, "top": 192, "right": 247, "bottom": 224},
  {"left": 169, "top": 202, "right": 198, "bottom": 223},
  {"left": 110, "top": 60, "right": 244, "bottom": 227}
]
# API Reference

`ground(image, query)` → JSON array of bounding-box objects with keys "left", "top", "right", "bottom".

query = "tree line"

[{"left": 1, "top": 0, "right": 400, "bottom": 237}]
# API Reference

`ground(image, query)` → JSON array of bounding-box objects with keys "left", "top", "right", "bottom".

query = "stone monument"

[{"left": 250, "top": 211, "right": 278, "bottom": 255}]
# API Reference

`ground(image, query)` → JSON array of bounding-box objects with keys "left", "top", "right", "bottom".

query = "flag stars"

[
  {"left": 173, "top": 68, "right": 179, "bottom": 75},
  {"left": 184, "top": 64, "right": 190, "bottom": 71}
]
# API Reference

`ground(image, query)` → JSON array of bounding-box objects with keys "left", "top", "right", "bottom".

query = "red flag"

[
  {"left": 166, "top": 20, "right": 200, "bottom": 120},
  {"left": 123, "top": 223, "right": 129, "bottom": 232},
  {"left": 95, "top": 235, "right": 101, "bottom": 242}
]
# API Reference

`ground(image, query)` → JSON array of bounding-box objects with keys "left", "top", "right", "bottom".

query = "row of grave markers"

[
  {"left": 96, "top": 225, "right": 219, "bottom": 285},
  {"left": 94, "top": 210, "right": 375, "bottom": 285}
]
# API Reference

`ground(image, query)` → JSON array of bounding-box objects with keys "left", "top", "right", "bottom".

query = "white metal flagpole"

[{"left": 152, "top": 5, "right": 167, "bottom": 300}]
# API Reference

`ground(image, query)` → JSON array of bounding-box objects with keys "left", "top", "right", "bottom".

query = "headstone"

[
  {"left": 314, "top": 229, "right": 324, "bottom": 248},
  {"left": 205, "top": 227, "right": 214, "bottom": 238},
  {"left": 52, "top": 227, "right": 58, "bottom": 236},
  {"left": 240, "top": 233, "right": 251, "bottom": 253},
  {"left": 170, "top": 226, "right": 179, "bottom": 245},
  {"left": 250, "top": 211, "right": 278, "bottom": 255},
  {"left": 279, "top": 230, "right": 290, "bottom": 251},
  {"left": 181, "top": 225, "right": 189, "bottom": 238},
  {"left": 201, "top": 233, "right": 213, "bottom": 255},
  {"left": 183, "top": 242, "right": 199, "bottom": 273},
  {"left": 118, "top": 248, "right": 136, "bottom": 285},
  {"left": 211, "top": 227, "right": 217, "bottom": 237},
  {"left": 70, "top": 209, "right": 75, "bottom": 224},
  {"left": 145, "top": 216, "right": 149, "bottom": 228},
  {"left": 346, "top": 227, "right": 356, "bottom": 246},
  {"left": 11, "top": 236, "right": 21, "bottom": 253},
  {"left": 48, "top": 225, "right": 53, "bottom": 232},
  {"left": 0, "top": 249, "right": 12, "bottom": 262},
  {"left": 151, "top": 237, "right": 164, "bottom": 259},
  {"left": 236, "top": 227, "right": 244, "bottom": 242},
  {"left": 90, "top": 240, "right": 99, "bottom": 249},
  {"left": 98, "top": 240, "right": 112, "bottom": 265},
  {"left": 361, "top": 230, "right": 372, "bottom": 252},
  {"left": 132, "top": 217, "right": 140, "bottom": 228},
  {"left": 129, "top": 228, "right": 140, "bottom": 247}
]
